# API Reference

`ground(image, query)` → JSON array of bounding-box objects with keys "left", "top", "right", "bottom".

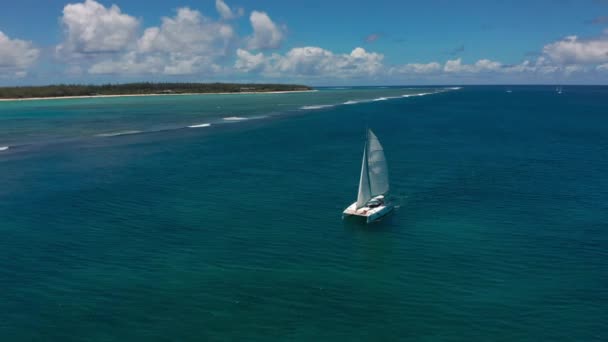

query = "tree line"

[{"left": 0, "top": 82, "right": 312, "bottom": 99}]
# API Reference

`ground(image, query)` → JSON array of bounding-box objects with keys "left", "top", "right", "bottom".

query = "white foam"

[
  {"left": 373, "top": 97, "right": 388, "bottom": 101},
  {"left": 188, "top": 123, "right": 211, "bottom": 128},
  {"left": 0, "top": 146, "right": 9, "bottom": 151},
  {"left": 402, "top": 92, "right": 432, "bottom": 98},
  {"left": 445, "top": 87, "right": 462, "bottom": 90},
  {"left": 300, "top": 104, "right": 335, "bottom": 110},
  {"left": 223, "top": 116, "right": 248, "bottom": 121},
  {"left": 96, "top": 130, "right": 142, "bottom": 137},
  {"left": 343, "top": 100, "right": 360, "bottom": 105}
]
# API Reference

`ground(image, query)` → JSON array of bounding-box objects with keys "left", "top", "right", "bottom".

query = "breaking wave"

[
  {"left": 402, "top": 92, "right": 432, "bottom": 98},
  {"left": 223, "top": 116, "right": 249, "bottom": 121},
  {"left": 96, "top": 130, "right": 142, "bottom": 137},
  {"left": 0, "top": 146, "right": 9, "bottom": 152},
  {"left": 300, "top": 105, "right": 335, "bottom": 110},
  {"left": 188, "top": 123, "right": 211, "bottom": 128}
]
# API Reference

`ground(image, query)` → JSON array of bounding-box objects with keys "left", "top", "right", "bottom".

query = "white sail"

[
  {"left": 367, "top": 129, "right": 389, "bottom": 196},
  {"left": 356, "top": 144, "right": 372, "bottom": 208}
]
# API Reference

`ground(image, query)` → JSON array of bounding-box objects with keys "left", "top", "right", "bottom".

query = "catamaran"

[{"left": 343, "top": 129, "right": 394, "bottom": 223}]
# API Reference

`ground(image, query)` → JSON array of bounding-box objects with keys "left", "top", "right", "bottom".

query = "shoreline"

[{"left": 0, "top": 89, "right": 317, "bottom": 103}]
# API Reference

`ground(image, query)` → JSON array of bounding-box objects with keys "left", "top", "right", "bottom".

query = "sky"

[{"left": 1, "top": 0, "right": 608, "bottom": 85}]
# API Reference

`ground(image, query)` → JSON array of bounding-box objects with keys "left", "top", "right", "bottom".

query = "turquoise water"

[{"left": 1, "top": 86, "right": 606, "bottom": 340}]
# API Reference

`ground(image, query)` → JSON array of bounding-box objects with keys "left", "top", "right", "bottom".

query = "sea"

[{"left": 0, "top": 86, "right": 606, "bottom": 341}]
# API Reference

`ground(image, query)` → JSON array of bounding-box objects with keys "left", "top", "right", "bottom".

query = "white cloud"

[
  {"left": 89, "top": 52, "right": 163, "bottom": 74},
  {"left": 90, "top": 7, "right": 235, "bottom": 75},
  {"left": 391, "top": 62, "right": 441, "bottom": 74},
  {"left": 444, "top": 58, "right": 502, "bottom": 73},
  {"left": 563, "top": 64, "right": 587, "bottom": 75},
  {"left": 235, "top": 46, "right": 383, "bottom": 78},
  {"left": 56, "top": 0, "right": 139, "bottom": 56},
  {"left": 0, "top": 31, "right": 40, "bottom": 77},
  {"left": 215, "top": 0, "right": 243, "bottom": 20},
  {"left": 234, "top": 48, "right": 266, "bottom": 72},
  {"left": 597, "top": 63, "right": 608, "bottom": 71},
  {"left": 247, "top": 11, "right": 285, "bottom": 50},
  {"left": 138, "top": 8, "right": 234, "bottom": 56},
  {"left": 543, "top": 35, "right": 608, "bottom": 64}
]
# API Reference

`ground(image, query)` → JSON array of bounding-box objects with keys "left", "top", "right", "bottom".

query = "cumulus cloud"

[
  {"left": 216, "top": 0, "right": 243, "bottom": 20},
  {"left": 234, "top": 48, "right": 266, "bottom": 72},
  {"left": 598, "top": 63, "right": 608, "bottom": 71},
  {"left": 138, "top": 7, "right": 234, "bottom": 56},
  {"left": 390, "top": 62, "right": 442, "bottom": 74},
  {"left": 443, "top": 58, "right": 502, "bottom": 73},
  {"left": 90, "top": 7, "right": 235, "bottom": 75},
  {"left": 247, "top": 11, "right": 285, "bottom": 50},
  {"left": 0, "top": 31, "right": 40, "bottom": 77},
  {"left": 543, "top": 35, "right": 608, "bottom": 64},
  {"left": 56, "top": 0, "right": 139, "bottom": 57},
  {"left": 235, "top": 46, "right": 383, "bottom": 78},
  {"left": 89, "top": 52, "right": 163, "bottom": 74}
]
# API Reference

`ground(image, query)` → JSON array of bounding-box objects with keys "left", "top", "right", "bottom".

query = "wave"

[
  {"left": 96, "top": 130, "right": 142, "bottom": 137},
  {"left": 0, "top": 146, "right": 9, "bottom": 151},
  {"left": 300, "top": 104, "right": 335, "bottom": 110},
  {"left": 445, "top": 87, "right": 462, "bottom": 90},
  {"left": 402, "top": 92, "right": 432, "bottom": 98},
  {"left": 343, "top": 100, "right": 361, "bottom": 105},
  {"left": 188, "top": 123, "right": 211, "bottom": 128},
  {"left": 223, "top": 116, "right": 248, "bottom": 121},
  {"left": 373, "top": 97, "right": 388, "bottom": 101}
]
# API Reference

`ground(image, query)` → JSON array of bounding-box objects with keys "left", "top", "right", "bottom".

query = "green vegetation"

[{"left": 0, "top": 82, "right": 312, "bottom": 99}]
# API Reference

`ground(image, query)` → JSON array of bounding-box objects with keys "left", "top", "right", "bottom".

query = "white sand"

[{"left": 0, "top": 89, "right": 317, "bottom": 102}]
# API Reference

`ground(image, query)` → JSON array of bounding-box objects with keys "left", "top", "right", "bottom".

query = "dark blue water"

[{"left": 1, "top": 86, "right": 607, "bottom": 340}]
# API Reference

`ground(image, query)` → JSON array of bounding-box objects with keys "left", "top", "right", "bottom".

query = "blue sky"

[{"left": 1, "top": 0, "right": 608, "bottom": 85}]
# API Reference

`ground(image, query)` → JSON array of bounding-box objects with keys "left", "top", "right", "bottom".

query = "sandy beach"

[{"left": 0, "top": 89, "right": 317, "bottom": 103}]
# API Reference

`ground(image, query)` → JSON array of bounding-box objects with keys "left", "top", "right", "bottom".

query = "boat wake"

[{"left": 96, "top": 130, "right": 142, "bottom": 137}]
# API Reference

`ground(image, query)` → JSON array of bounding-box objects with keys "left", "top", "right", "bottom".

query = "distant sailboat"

[{"left": 343, "top": 129, "right": 394, "bottom": 223}]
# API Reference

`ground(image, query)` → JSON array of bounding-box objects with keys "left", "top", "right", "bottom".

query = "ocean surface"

[{"left": 0, "top": 86, "right": 606, "bottom": 341}]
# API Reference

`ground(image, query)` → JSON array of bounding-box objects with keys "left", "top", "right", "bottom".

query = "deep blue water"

[{"left": 1, "top": 86, "right": 607, "bottom": 341}]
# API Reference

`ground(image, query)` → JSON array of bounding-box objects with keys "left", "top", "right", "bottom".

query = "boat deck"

[{"left": 343, "top": 203, "right": 388, "bottom": 217}]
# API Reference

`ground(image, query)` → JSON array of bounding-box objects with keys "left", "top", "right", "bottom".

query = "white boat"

[{"left": 343, "top": 129, "right": 394, "bottom": 223}]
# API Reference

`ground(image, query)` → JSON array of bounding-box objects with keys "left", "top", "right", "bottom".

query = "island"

[{"left": 0, "top": 82, "right": 313, "bottom": 100}]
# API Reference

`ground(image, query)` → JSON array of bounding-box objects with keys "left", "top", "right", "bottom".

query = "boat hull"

[{"left": 343, "top": 201, "right": 393, "bottom": 223}]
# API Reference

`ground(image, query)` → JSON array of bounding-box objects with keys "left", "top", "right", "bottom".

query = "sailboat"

[{"left": 343, "top": 129, "right": 394, "bottom": 223}]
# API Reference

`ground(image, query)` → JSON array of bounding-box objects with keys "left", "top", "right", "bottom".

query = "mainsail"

[
  {"left": 355, "top": 129, "right": 389, "bottom": 208},
  {"left": 367, "top": 129, "right": 389, "bottom": 196}
]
